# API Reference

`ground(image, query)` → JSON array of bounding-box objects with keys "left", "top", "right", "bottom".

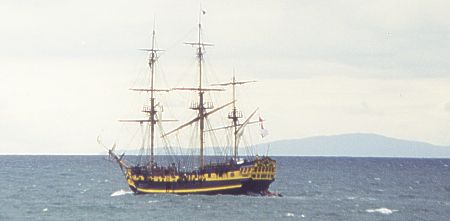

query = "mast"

[
  {"left": 196, "top": 17, "right": 206, "bottom": 168},
  {"left": 165, "top": 10, "right": 236, "bottom": 168},
  {"left": 122, "top": 25, "right": 167, "bottom": 166},
  {"left": 148, "top": 27, "right": 157, "bottom": 165},
  {"left": 231, "top": 75, "right": 239, "bottom": 160},
  {"left": 180, "top": 11, "right": 211, "bottom": 168},
  {"left": 212, "top": 75, "right": 256, "bottom": 161}
]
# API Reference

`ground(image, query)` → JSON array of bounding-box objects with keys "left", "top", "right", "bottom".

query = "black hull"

[
  {"left": 242, "top": 179, "right": 274, "bottom": 193},
  {"left": 117, "top": 157, "right": 277, "bottom": 195},
  {"left": 129, "top": 178, "right": 274, "bottom": 195}
]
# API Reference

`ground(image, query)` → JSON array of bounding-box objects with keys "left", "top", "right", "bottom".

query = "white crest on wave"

[
  {"left": 366, "top": 208, "right": 398, "bottom": 215},
  {"left": 110, "top": 189, "right": 133, "bottom": 197}
]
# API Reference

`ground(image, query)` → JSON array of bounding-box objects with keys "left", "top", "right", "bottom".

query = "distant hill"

[
  {"left": 263, "top": 133, "right": 450, "bottom": 158},
  {"left": 114, "top": 133, "right": 450, "bottom": 158}
]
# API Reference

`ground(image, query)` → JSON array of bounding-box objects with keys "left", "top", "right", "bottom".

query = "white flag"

[{"left": 259, "top": 116, "right": 269, "bottom": 138}]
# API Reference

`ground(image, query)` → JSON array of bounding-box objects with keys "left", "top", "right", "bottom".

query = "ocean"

[{"left": 0, "top": 156, "right": 449, "bottom": 220}]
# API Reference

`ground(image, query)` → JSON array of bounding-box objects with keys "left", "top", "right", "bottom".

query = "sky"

[{"left": 1, "top": 0, "right": 450, "bottom": 154}]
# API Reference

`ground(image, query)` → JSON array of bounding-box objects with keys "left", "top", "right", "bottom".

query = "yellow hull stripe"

[{"left": 135, "top": 184, "right": 242, "bottom": 194}]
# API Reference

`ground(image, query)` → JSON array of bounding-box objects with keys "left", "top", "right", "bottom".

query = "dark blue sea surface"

[{"left": 0, "top": 156, "right": 449, "bottom": 220}]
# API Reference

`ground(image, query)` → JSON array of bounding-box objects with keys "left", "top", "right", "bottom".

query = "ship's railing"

[
  {"left": 228, "top": 110, "right": 243, "bottom": 119},
  {"left": 127, "top": 158, "right": 276, "bottom": 182},
  {"left": 189, "top": 101, "right": 214, "bottom": 110}
]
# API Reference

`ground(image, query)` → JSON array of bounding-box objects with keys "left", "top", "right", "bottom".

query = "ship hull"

[
  {"left": 128, "top": 178, "right": 274, "bottom": 195},
  {"left": 114, "top": 156, "right": 278, "bottom": 195},
  {"left": 123, "top": 157, "right": 277, "bottom": 195}
]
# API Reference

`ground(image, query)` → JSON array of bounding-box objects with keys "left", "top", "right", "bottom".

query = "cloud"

[
  {"left": 2, "top": 0, "right": 450, "bottom": 153},
  {"left": 2, "top": 0, "right": 450, "bottom": 80}
]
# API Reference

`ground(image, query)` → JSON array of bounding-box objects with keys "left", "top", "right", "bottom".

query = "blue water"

[{"left": 0, "top": 156, "right": 449, "bottom": 220}]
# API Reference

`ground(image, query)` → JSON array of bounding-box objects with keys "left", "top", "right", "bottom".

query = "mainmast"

[
  {"left": 163, "top": 11, "right": 235, "bottom": 168},
  {"left": 192, "top": 17, "right": 208, "bottom": 168},
  {"left": 197, "top": 23, "right": 206, "bottom": 168},
  {"left": 182, "top": 10, "right": 215, "bottom": 168},
  {"left": 148, "top": 28, "right": 157, "bottom": 165}
]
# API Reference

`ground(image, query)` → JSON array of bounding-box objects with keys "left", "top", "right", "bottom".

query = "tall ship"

[{"left": 106, "top": 15, "right": 277, "bottom": 195}]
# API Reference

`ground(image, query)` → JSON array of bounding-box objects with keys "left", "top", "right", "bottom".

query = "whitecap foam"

[
  {"left": 42, "top": 208, "right": 48, "bottom": 212},
  {"left": 148, "top": 200, "right": 159, "bottom": 204},
  {"left": 111, "top": 189, "right": 133, "bottom": 197},
  {"left": 366, "top": 208, "right": 398, "bottom": 215},
  {"left": 285, "top": 212, "right": 295, "bottom": 217}
]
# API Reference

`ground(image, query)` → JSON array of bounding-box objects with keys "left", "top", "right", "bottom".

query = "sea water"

[{"left": 0, "top": 156, "right": 449, "bottom": 220}]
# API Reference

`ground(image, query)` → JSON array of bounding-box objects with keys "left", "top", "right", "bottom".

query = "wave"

[
  {"left": 111, "top": 189, "right": 133, "bottom": 197},
  {"left": 366, "top": 208, "right": 398, "bottom": 215},
  {"left": 285, "top": 213, "right": 295, "bottom": 217},
  {"left": 284, "top": 213, "right": 305, "bottom": 218}
]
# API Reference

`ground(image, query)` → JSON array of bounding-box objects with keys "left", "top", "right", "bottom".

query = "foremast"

[{"left": 120, "top": 25, "right": 168, "bottom": 166}]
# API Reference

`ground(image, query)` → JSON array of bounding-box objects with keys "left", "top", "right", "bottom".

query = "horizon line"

[{"left": 1, "top": 153, "right": 449, "bottom": 159}]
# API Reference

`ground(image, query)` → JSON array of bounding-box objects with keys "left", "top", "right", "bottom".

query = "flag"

[
  {"left": 259, "top": 116, "right": 269, "bottom": 138},
  {"left": 202, "top": 10, "right": 206, "bottom": 15}
]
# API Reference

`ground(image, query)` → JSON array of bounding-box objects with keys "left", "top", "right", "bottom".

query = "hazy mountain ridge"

[
  {"left": 264, "top": 133, "right": 450, "bottom": 157},
  {"left": 111, "top": 133, "right": 450, "bottom": 158}
]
